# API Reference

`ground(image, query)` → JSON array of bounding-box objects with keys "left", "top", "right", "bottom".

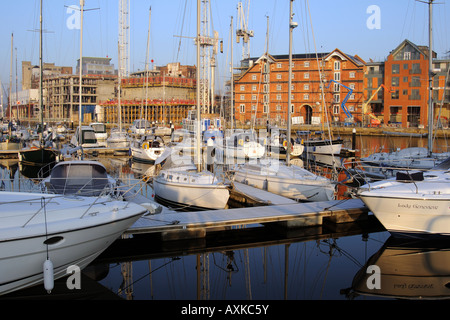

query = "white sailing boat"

[
  {"left": 218, "top": 129, "right": 265, "bottom": 160},
  {"left": 130, "top": 134, "right": 165, "bottom": 164},
  {"left": 152, "top": 0, "right": 230, "bottom": 210}
]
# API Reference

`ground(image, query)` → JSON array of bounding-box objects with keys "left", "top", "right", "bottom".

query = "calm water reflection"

[{"left": 1, "top": 132, "right": 449, "bottom": 301}]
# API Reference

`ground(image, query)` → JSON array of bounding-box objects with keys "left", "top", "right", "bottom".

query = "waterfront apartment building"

[
  {"left": 233, "top": 48, "right": 366, "bottom": 127},
  {"left": 235, "top": 40, "right": 450, "bottom": 129}
]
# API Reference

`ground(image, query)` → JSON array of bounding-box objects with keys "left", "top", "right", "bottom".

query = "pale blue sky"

[{"left": 0, "top": 0, "right": 449, "bottom": 98}]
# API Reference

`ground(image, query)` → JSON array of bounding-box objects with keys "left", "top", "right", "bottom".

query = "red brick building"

[
  {"left": 233, "top": 48, "right": 365, "bottom": 127},
  {"left": 383, "top": 39, "right": 435, "bottom": 128}
]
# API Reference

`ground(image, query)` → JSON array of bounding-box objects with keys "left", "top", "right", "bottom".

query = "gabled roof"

[
  {"left": 388, "top": 39, "right": 428, "bottom": 59},
  {"left": 324, "top": 48, "right": 366, "bottom": 66}
]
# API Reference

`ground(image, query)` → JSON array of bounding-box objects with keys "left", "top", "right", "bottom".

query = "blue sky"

[{"left": 0, "top": 0, "right": 449, "bottom": 98}]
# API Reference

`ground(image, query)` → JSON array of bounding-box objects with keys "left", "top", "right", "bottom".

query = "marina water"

[{"left": 1, "top": 133, "right": 449, "bottom": 300}]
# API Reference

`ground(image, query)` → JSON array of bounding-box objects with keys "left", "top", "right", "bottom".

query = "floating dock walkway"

[{"left": 126, "top": 196, "right": 369, "bottom": 241}]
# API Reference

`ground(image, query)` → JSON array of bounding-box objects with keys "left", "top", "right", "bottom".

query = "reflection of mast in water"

[
  {"left": 196, "top": 254, "right": 210, "bottom": 300},
  {"left": 118, "top": 261, "right": 133, "bottom": 300}
]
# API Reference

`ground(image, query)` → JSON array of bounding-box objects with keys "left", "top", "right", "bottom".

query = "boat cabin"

[{"left": 44, "top": 161, "right": 115, "bottom": 196}]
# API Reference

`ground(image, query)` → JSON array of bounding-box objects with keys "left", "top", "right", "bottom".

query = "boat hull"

[
  {"left": 359, "top": 194, "right": 450, "bottom": 239},
  {"left": 153, "top": 175, "right": 229, "bottom": 210},
  {"left": 130, "top": 146, "right": 164, "bottom": 164},
  {"left": 304, "top": 139, "right": 343, "bottom": 155},
  {"left": 0, "top": 192, "right": 146, "bottom": 295},
  {"left": 18, "top": 147, "right": 58, "bottom": 166},
  {"left": 233, "top": 165, "right": 335, "bottom": 202}
]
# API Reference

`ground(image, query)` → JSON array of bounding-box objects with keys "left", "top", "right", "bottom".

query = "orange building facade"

[
  {"left": 383, "top": 40, "right": 435, "bottom": 128},
  {"left": 234, "top": 40, "right": 450, "bottom": 129}
]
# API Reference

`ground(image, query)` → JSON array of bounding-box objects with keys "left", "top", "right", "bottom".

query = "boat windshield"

[
  {"left": 48, "top": 163, "right": 109, "bottom": 196},
  {"left": 90, "top": 123, "right": 106, "bottom": 133},
  {"left": 82, "top": 130, "right": 98, "bottom": 144}
]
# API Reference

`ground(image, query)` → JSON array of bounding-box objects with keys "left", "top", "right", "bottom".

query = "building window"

[
  {"left": 252, "top": 85, "right": 257, "bottom": 91},
  {"left": 410, "top": 89, "right": 421, "bottom": 100},
  {"left": 349, "top": 94, "right": 355, "bottom": 100},
  {"left": 240, "top": 104, "right": 245, "bottom": 113},
  {"left": 349, "top": 83, "right": 355, "bottom": 89},
  {"left": 277, "top": 74, "right": 282, "bottom": 80},
  {"left": 411, "top": 76, "right": 421, "bottom": 87},
  {"left": 304, "top": 84, "right": 309, "bottom": 90},
  {"left": 277, "top": 84, "right": 282, "bottom": 91},
  {"left": 333, "top": 83, "right": 340, "bottom": 92},
  {"left": 252, "top": 74, "right": 257, "bottom": 80},
  {"left": 240, "top": 85, "right": 245, "bottom": 91},
  {"left": 240, "top": 94, "right": 245, "bottom": 100},
  {"left": 304, "top": 61, "right": 310, "bottom": 67},
  {"left": 411, "top": 63, "right": 421, "bottom": 74},
  {"left": 334, "top": 72, "right": 340, "bottom": 81},
  {"left": 334, "top": 61, "right": 340, "bottom": 70},
  {"left": 391, "top": 77, "right": 399, "bottom": 87},
  {"left": 276, "top": 104, "right": 282, "bottom": 111},
  {"left": 392, "top": 64, "right": 400, "bottom": 74},
  {"left": 252, "top": 95, "right": 257, "bottom": 101},
  {"left": 303, "top": 94, "right": 309, "bottom": 100},
  {"left": 391, "top": 90, "right": 399, "bottom": 99},
  {"left": 263, "top": 103, "right": 268, "bottom": 113},
  {"left": 251, "top": 105, "right": 257, "bottom": 111},
  {"left": 349, "top": 72, "right": 355, "bottom": 78},
  {"left": 404, "top": 51, "right": 411, "bottom": 60},
  {"left": 304, "top": 72, "right": 309, "bottom": 79},
  {"left": 334, "top": 94, "right": 340, "bottom": 103},
  {"left": 276, "top": 94, "right": 282, "bottom": 101},
  {"left": 333, "top": 105, "right": 339, "bottom": 114},
  {"left": 277, "top": 63, "right": 282, "bottom": 68}
]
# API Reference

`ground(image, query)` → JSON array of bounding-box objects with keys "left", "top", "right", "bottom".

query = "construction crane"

[
  {"left": 325, "top": 79, "right": 353, "bottom": 122},
  {"left": 362, "top": 84, "right": 391, "bottom": 127},
  {"left": 236, "top": 0, "right": 253, "bottom": 61}
]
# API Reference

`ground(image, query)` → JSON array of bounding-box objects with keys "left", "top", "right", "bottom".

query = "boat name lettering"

[
  {"left": 394, "top": 283, "right": 434, "bottom": 290},
  {"left": 398, "top": 203, "right": 438, "bottom": 210}
]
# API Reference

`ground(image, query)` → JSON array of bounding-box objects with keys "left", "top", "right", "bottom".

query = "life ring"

[
  {"left": 142, "top": 142, "right": 150, "bottom": 149},
  {"left": 238, "top": 139, "right": 244, "bottom": 146},
  {"left": 283, "top": 140, "right": 288, "bottom": 148}
]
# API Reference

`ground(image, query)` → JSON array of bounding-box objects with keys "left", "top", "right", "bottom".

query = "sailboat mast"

[
  {"left": 196, "top": 0, "right": 201, "bottom": 170},
  {"left": 427, "top": 0, "right": 434, "bottom": 156},
  {"left": 144, "top": 6, "right": 151, "bottom": 126},
  {"left": 117, "top": 42, "right": 122, "bottom": 132},
  {"left": 230, "top": 16, "right": 234, "bottom": 130},
  {"left": 9, "top": 33, "right": 13, "bottom": 122},
  {"left": 39, "top": 0, "right": 44, "bottom": 145},
  {"left": 287, "top": 0, "right": 297, "bottom": 164},
  {"left": 79, "top": 0, "right": 84, "bottom": 128}
]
